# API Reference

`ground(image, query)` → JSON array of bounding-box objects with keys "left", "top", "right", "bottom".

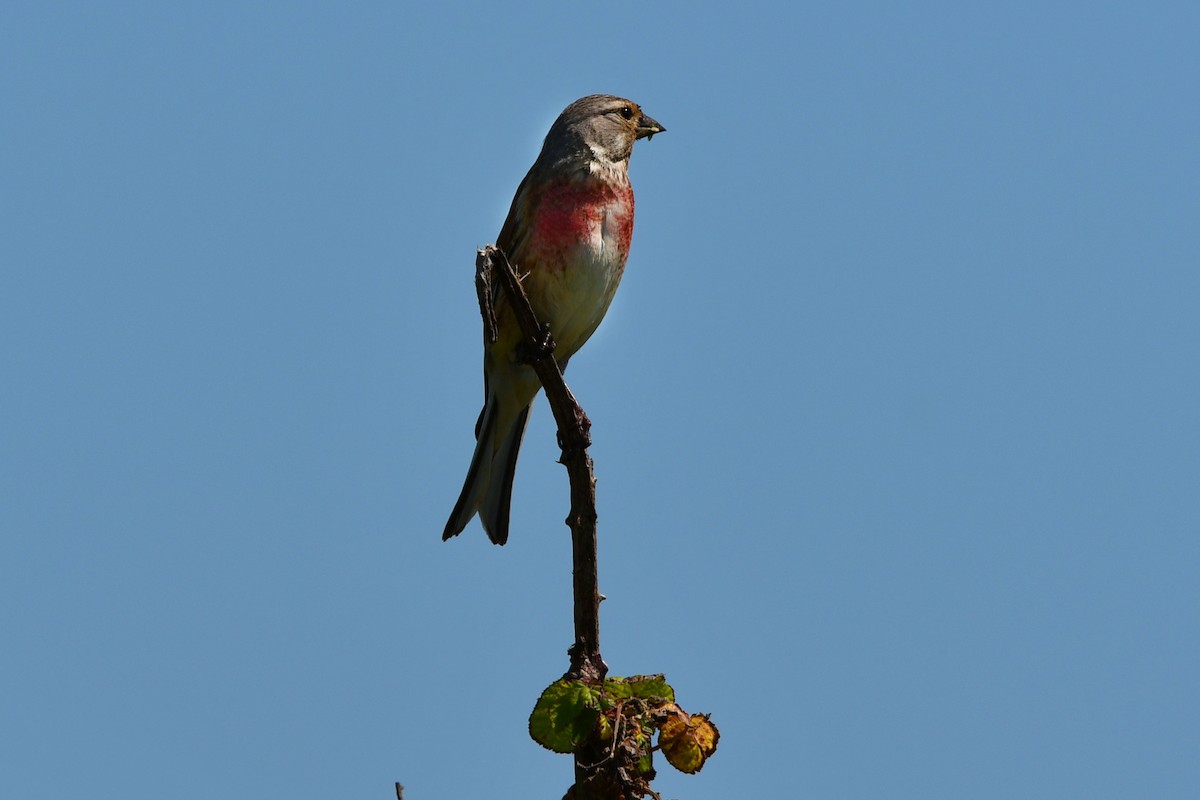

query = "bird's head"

[{"left": 543, "top": 94, "right": 665, "bottom": 167}]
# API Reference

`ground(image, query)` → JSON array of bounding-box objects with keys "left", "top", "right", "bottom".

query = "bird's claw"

[
  {"left": 556, "top": 408, "right": 592, "bottom": 454},
  {"left": 516, "top": 324, "right": 556, "bottom": 364}
]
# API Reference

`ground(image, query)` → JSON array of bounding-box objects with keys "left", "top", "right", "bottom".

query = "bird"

[{"left": 443, "top": 94, "right": 665, "bottom": 545}]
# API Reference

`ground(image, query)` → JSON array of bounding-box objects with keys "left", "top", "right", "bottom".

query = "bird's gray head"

[{"left": 541, "top": 94, "right": 665, "bottom": 167}]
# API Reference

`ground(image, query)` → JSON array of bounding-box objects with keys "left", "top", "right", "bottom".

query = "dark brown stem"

[{"left": 475, "top": 246, "right": 606, "bottom": 685}]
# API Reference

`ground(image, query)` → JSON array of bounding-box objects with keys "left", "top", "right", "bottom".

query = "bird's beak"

[{"left": 636, "top": 114, "right": 665, "bottom": 141}]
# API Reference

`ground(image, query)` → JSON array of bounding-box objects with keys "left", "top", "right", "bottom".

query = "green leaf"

[
  {"left": 608, "top": 674, "right": 674, "bottom": 702},
  {"left": 528, "top": 680, "right": 603, "bottom": 754},
  {"left": 636, "top": 748, "right": 655, "bottom": 777}
]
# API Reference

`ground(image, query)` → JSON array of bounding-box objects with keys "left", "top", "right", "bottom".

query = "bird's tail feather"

[
  {"left": 478, "top": 403, "right": 530, "bottom": 545},
  {"left": 443, "top": 394, "right": 532, "bottom": 545}
]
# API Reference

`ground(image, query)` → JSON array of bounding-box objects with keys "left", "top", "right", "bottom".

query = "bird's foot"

[
  {"left": 517, "top": 323, "right": 556, "bottom": 364},
  {"left": 557, "top": 407, "right": 592, "bottom": 454}
]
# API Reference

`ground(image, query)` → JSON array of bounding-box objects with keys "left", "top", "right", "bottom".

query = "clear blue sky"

[{"left": 3, "top": 2, "right": 1197, "bottom": 798}]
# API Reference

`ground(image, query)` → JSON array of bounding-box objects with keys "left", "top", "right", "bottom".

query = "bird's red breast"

[{"left": 522, "top": 176, "right": 635, "bottom": 271}]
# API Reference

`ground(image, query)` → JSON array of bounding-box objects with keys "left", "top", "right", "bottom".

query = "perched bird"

[{"left": 444, "top": 94, "right": 665, "bottom": 545}]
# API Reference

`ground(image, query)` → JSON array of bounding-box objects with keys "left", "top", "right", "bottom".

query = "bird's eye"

[{"left": 619, "top": 106, "right": 634, "bottom": 120}]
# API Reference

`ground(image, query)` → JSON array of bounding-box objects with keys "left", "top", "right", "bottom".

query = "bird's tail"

[{"left": 443, "top": 391, "right": 532, "bottom": 545}]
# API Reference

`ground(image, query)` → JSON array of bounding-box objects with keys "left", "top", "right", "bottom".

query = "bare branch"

[{"left": 474, "top": 245, "right": 605, "bottom": 684}]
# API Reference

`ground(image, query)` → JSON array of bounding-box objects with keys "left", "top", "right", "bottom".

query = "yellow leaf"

[{"left": 659, "top": 711, "right": 719, "bottom": 774}]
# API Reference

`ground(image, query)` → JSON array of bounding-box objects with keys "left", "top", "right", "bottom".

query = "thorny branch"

[{"left": 474, "top": 245, "right": 605, "bottom": 688}]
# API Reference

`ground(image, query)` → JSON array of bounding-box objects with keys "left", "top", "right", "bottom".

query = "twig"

[
  {"left": 473, "top": 255, "right": 497, "bottom": 345},
  {"left": 474, "top": 245, "right": 605, "bottom": 686}
]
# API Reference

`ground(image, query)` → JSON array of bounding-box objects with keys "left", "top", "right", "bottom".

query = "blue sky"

[{"left": 3, "top": 2, "right": 1198, "bottom": 798}]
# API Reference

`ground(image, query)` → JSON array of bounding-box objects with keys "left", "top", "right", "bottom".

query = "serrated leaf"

[
  {"left": 603, "top": 674, "right": 675, "bottom": 702},
  {"left": 528, "top": 680, "right": 602, "bottom": 754},
  {"left": 625, "top": 674, "right": 675, "bottom": 702},
  {"left": 603, "top": 676, "right": 634, "bottom": 700},
  {"left": 659, "top": 711, "right": 720, "bottom": 774},
  {"left": 636, "top": 748, "right": 655, "bottom": 777},
  {"left": 597, "top": 713, "right": 613, "bottom": 742}
]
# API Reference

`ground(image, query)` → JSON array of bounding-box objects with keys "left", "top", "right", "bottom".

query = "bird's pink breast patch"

[{"left": 531, "top": 179, "right": 634, "bottom": 265}]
